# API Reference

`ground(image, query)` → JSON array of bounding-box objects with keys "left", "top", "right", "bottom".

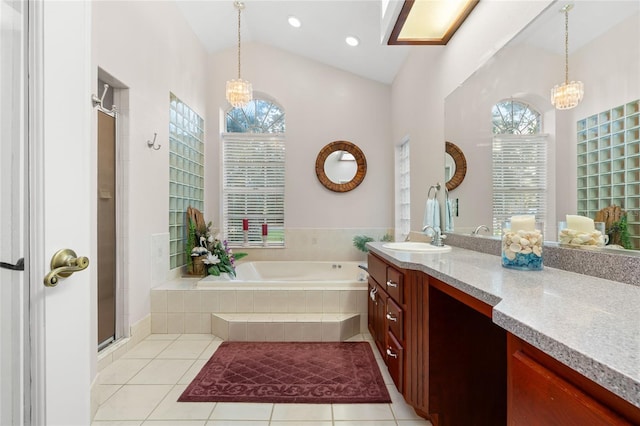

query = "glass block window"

[
  {"left": 395, "top": 139, "right": 410, "bottom": 241},
  {"left": 577, "top": 100, "right": 640, "bottom": 249},
  {"left": 223, "top": 98, "right": 286, "bottom": 247},
  {"left": 491, "top": 100, "right": 546, "bottom": 235},
  {"left": 492, "top": 99, "right": 541, "bottom": 135},
  {"left": 169, "top": 93, "right": 204, "bottom": 269}
]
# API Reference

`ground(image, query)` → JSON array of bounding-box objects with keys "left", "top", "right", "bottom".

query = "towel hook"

[{"left": 147, "top": 133, "right": 161, "bottom": 150}]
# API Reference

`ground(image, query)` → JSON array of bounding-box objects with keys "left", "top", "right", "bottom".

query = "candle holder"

[
  {"left": 243, "top": 230, "right": 249, "bottom": 247},
  {"left": 501, "top": 221, "right": 543, "bottom": 270},
  {"left": 262, "top": 235, "right": 268, "bottom": 247},
  {"left": 558, "top": 221, "right": 608, "bottom": 247}
]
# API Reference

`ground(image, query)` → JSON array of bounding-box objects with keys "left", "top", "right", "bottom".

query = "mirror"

[
  {"left": 444, "top": 1, "right": 639, "bottom": 250},
  {"left": 445, "top": 141, "right": 467, "bottom": 191},
  {"left": 315, "top": 140, "right": 367, "bottom": 192}
]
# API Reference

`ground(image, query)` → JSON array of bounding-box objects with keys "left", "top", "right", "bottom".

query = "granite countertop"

[{"left": 367, "top": 242, "right": 640, "bottom": 409}]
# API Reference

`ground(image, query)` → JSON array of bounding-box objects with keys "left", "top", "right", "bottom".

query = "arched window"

[
  {"left": 222, "top": 98, "right": 286, "bottom": 246},
  {"left": 225, "top": 99, "right": 285, "bottom": 133},
  {"left": 492, "top": 99, "right": 541, "bottom": 135},
  {"left": 491, "top": 100, "right": 547, "bottom": 234}
]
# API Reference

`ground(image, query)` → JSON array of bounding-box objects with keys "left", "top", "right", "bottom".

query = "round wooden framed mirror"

[
  {"left": 445, "top": 141, "right": 467, "bottom": 191},
  {"left": 315, "top": 140, "right": 367, "bottom": 192}
]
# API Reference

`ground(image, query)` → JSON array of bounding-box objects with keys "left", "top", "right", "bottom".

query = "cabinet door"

[
  {"left": 509, "top": 349, "right": 632, "bottom": 426},
  {"left": 374, "top": 285, "right": 388, "bottom": 357},
  {"left": 386, "top": 331, "right": 404, "bottom": 392},
  {"left": 367, "top": 280, "right": 376, "bottom": 337}
]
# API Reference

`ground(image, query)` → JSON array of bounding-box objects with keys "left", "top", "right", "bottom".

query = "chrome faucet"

[
  {"left": 422, "top": 225, "right": 446, "bottom": 247},
  {"left": 472, "top": 225, "right": 491, "bottom": 236}
]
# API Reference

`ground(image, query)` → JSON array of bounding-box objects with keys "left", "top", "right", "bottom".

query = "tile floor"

[{"left": 93, "top": 333, "right": 432, "bottom": 426}]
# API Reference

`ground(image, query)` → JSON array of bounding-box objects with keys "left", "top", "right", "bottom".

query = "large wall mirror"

[
  {"left": 315, "top": 140, "right": 367, "bottom": 192},
  {"left": 444, "top": 1, "right": 639, "bottom": 251}
]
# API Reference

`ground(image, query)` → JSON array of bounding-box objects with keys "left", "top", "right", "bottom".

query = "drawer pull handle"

[
  {"left": 369, "top": 287, "right": 377, "bottom": 303},
  {"left": 386, "top": 280, "right": 398, "bottom": 288},
  {"left": 386, "top": 348, "right": 398, "bottom": 358},
  {"left": 386, "top": 313, "right": 397, "bottom": 322}
]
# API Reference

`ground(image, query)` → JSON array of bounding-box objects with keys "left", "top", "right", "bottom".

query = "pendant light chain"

[
  {"left": 237, "top": 2, "right": 242, "bottom": 79},
  {"left": 564, "top": 8, "right": 569, "bottom": 84}
]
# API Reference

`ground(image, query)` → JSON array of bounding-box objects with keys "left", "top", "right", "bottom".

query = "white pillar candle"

[
  {"left": 566, "top": 214, "right": 595, "bottom": 233},
  {"left": 510, "top": 215, "right": 535, "bottom": 231}
]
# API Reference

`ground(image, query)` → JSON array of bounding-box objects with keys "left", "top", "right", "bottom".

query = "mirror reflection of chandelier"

[
  {"left": 226, "top": 1, "right": 253, "bottom": 108},
  {"left": 551, "top": 4, "right": 584, "bottom": 110}
]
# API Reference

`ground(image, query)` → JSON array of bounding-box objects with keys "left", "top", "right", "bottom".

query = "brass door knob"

[{"left": 44, "top": 248, "right": 89, "bottom": 287}]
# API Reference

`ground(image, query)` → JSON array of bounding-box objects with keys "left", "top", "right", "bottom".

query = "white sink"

[{"left": 382, "top": 242, "right": 452, "bottom": 253}]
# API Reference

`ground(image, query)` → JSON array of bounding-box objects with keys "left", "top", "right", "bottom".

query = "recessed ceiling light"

[
  {"left": 345, "top": 36, "right": 359, "bottom": 47},
  {"left": 288, "top": 16, "right": 301, "bottom": 28}
]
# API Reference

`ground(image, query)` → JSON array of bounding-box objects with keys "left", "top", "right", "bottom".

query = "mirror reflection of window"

[
  {"left": 445, "top": 152, "right": 456, "bottom": 181},
  {"left": 324, "top": 150, "right": 357, "bottom": 184}
]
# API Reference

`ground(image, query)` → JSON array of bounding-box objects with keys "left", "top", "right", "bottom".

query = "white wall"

[
  {"left": 92, "top": 1, "right": 208, "bottom": 328},
  {"left": 205, "top": 42, "right": 393, "bottom": 230},
  {"left": 391, "top": 0, "right": 553, "bottom": 232}
]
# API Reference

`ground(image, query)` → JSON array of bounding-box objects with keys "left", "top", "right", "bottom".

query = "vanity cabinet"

[
  {"left": 508, "top": 334, "right": 640, "bottom": 425},
  {"left": 367, "top": 253, "right": 406, "bottom": 393}
]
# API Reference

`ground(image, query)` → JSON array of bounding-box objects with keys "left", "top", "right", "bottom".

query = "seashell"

[
  {"left": 520, "top": 238, "right": 530, "bottom": 247},
  {"left": 511, "top": 235, "right": 521, "bottom": 244},
  {"left": 533, "top": 246, "right": 542, "bottom": 256},
  {"left": 509, "top": 243, "right": 522, "bottom": 253},
  {"left": 521, "top": 247, "right": 532, "bottom": 254},
  {"left": 505, "top": 250, "right": 516, "bottom": 260}
]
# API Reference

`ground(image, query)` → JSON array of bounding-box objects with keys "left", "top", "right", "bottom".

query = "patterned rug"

[{"left": 178, "top": 341, "right": 391, "bottom": 403}]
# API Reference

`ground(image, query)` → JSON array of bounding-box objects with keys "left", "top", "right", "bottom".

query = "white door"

[{"left": 31, "top": 1, "right": 93, "bottom": 424}]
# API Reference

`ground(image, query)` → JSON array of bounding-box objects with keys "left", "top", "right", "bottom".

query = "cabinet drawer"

[
  {"left": 367, "top": 253, "right": 387, "bottom": 286},
  {"left": 386, "top": 266, "right": 404, "bottom": 304},
  {"left": 386, "top": 297, "right": 404, "bottom": 341},
  {"left": 386, "top": 331, "right": 404, "bottom": 392},
  {"left": 509, "top": 349, "right": 632, "bottom": 425}
]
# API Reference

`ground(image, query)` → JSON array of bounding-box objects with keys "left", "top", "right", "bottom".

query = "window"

[
  {"left": 169, "top": 93, "right": 204, "bottom": 269},
  {"left": 491, "top": 100, "right": 546, "bottom": 234},
  {"left": 395, "top": 139, "right": 410, "bottom": 240},
  {"left": 223, "top": 98, "right": 285, "bottom": 247}
]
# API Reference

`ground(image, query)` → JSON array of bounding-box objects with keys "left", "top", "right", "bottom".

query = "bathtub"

[{"left": 197, "top": 261, "right": 368, "bottom": 289}]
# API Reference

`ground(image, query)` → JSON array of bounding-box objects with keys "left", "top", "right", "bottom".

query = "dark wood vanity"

[{"left": 367, "top": 252, "right": 640, "bottom": 426}]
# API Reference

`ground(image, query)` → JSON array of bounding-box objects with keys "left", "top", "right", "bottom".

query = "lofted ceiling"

[
  {"left": 175, "top": 0, "right": 411, "bottom": 84},
  {"left": 175, "top": 1, "right": 640, "bottom": 85}
]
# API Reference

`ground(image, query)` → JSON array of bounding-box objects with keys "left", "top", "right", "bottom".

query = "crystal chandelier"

[
  {"left": 226, "top": 1, "right": 252, "bottom": 108},
  {"left": 551, "top": 4, "right": 583, "bottom": 110}
]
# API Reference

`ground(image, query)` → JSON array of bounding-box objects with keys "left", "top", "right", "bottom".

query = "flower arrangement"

[{"left": 187, "top": 219, "right": 247, "bottom": 277}]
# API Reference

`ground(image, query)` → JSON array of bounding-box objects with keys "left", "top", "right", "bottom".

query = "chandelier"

[
  {"left": 226, "top": 1, "right": 253, "bottom": 108},
  {"left": 551, "top": 4, "right": 583, "bottom": 110}
]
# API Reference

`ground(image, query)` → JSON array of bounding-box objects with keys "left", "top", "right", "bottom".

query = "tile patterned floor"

[{"left": 92, "top": 333, "right": 432, "bottom": 426}]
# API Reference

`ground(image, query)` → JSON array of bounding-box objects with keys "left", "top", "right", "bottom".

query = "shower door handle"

[
  {"left": 0, "top": 258, "right": 24, "bottom": 271},
  {"left": 44, "top": 249, "right": 89, "bottom": 287}
]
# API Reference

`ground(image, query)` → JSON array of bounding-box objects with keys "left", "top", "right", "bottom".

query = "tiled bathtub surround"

[
  {"left": 444, "top": 232, "right": 640, "bottom": 287},
  {"left": 151, "top": 279, "right": 369, "bottom": 339}
]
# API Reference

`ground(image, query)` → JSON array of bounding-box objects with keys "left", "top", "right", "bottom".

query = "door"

[
  {"left": 97, "top": 110, "right": 117, "bottom": 348},
  {"left": 1, "top": 0, "right": 29, "bottom": 424},
  {"left": 31, "top": 1, "right": 93, "bottom": 424}
]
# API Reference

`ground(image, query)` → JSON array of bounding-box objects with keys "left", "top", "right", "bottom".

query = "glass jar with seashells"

[{"left": 501, "top": 215, "right": 543, "bottom": 271}]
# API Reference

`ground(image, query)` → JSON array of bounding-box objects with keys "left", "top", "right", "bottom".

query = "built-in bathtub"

[
  {"left": 151, "top": 261, "right": 370, "bottom": 340},
  {"left": 197, "top": 261, "right": 368, "bottom": 289}
]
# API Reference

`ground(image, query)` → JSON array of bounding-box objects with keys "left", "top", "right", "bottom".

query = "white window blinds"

[
  {"left": 222, "top": 133, "right": 285, "bottom": 246},
  {"left": 492, "top": 134, "right": 547, "bottom": 234}
]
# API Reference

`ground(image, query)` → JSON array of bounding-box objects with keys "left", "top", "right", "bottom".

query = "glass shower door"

[{"left": 0, "top": 0, "right": 29, "bottom": 424}]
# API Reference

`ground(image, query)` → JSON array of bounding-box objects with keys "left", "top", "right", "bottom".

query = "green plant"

[
  {"left": 608, "top": 215, "right": 632, "bottom": 249},
  {"left": 353, "top": 233, "right": 394, "bottom": 252},
  {"left": 185, "top": 219, "right": 197, "bottom": 268}
]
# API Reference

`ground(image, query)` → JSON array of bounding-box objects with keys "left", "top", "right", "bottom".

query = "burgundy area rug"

[{"left": 178, "top": 341, "right": 391, "bottom": 404}]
